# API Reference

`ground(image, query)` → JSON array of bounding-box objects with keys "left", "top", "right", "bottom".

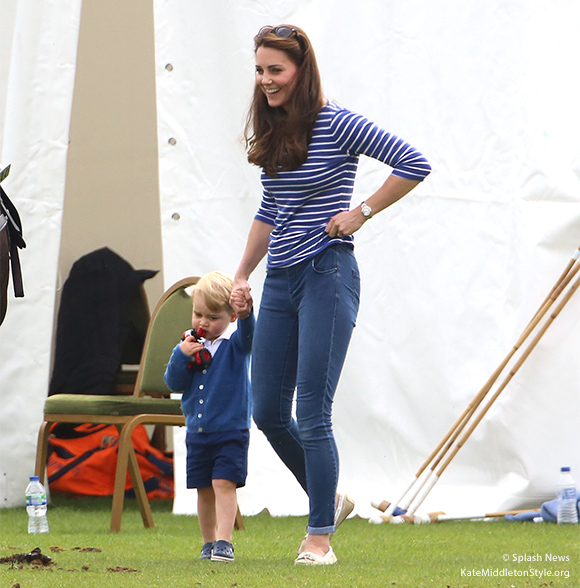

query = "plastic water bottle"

[
  {"left": 556, "top": 466, "right": 578, "bottom": 525},
  {"left": 25, "top": 476, "right": 49, "bottom": 533}
]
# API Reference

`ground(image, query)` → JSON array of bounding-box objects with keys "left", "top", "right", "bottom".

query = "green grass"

[{"left": 1, "top": 495, "right": 578, "bottom": 587}]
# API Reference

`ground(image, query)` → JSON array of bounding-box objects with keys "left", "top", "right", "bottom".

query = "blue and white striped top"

[{"left": 254, "top": 100, "right": 431, "bottom": 268}]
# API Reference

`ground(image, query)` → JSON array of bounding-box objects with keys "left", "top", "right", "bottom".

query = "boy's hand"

[
  {"left": 230, "top": 288, "right": 252, "bottom": 320},
  {"left": 179, "top": 335, "right": 204, "bottom": 357}
]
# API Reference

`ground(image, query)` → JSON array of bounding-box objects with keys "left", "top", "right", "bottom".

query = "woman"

[{"left": 232, "top": 25, "right": 431, "bottom": 565}]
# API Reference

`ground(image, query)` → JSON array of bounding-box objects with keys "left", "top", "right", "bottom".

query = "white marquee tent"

[{"left": 1, "top": 0, "right": 579, "bottom": 521}]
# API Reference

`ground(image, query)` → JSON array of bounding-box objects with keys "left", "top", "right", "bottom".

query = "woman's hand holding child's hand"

[{"left": 230, "top": 288, "right": 252, "bottom": 320}]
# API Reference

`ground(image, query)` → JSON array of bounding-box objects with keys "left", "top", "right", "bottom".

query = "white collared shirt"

[{"left": 203, "top": 320, "right": 237, "bottom": 356}]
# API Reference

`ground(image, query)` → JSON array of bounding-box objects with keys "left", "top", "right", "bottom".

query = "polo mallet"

[
  {"left": 401, "top": 257, "right": 580, "bottom": 518},
  {"left": 403, "top": 259, "right": 580, "bottom": 515},
  {"left": 370, "top": 507, "right": 538, "bottom": 524},
  {"left": 381, "top": 245, "right": 580, "bottom": 519}
]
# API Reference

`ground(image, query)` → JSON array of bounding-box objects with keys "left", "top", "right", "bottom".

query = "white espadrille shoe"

[{"left": 294, "top": 546, "right": 338, "bottom": 566}]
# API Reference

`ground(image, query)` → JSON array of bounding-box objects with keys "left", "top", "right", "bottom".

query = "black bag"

[
  {"left": 0, "top": 165, "right": 26, "bottom": 325},
  {"left": 49, "top": 247, "right": 157, "bottom": 396}
]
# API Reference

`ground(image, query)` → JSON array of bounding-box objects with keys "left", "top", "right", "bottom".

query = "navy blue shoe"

[
  {"left": 211, "top": 540, "right": 235, "bottom": 562},
  {"left": 199, "top": 542, "right": 213, "bottom": 560}
]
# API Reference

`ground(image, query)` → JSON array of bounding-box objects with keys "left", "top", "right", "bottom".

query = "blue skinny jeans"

[{"left": 252, "top": 244, "right": 360, "bottom": 534}]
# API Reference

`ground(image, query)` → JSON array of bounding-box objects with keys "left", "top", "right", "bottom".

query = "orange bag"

[{"left": 47, "top": 423, "right": 173, "bottom": 500}]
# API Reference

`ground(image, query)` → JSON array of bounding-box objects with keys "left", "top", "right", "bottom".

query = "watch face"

[{"left": 361, "top": 203, "right": 372, "bottom": 218}]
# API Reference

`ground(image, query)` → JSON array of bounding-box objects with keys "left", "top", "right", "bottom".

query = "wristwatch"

[{"left": 360, "top": 201, "right": 373, "bottom": 219}]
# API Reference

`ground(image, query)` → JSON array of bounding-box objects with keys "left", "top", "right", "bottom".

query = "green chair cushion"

[{"left": 44, "top": 394, "right": 183, "bottom": 416}]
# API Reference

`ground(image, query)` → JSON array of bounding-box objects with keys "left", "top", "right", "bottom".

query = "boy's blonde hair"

[{"left": 194, "top": 271, "right": 234, "bottom": 314}]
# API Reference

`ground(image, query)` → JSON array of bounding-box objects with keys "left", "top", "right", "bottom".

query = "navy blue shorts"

[{"left": 186, "top": 429, "right": 249, "bottom": 489}]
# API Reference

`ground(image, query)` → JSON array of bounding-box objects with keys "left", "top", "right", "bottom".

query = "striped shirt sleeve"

[
  {"left": 254, "top": 188, "right": 277, "bottom": 226},
  {"left": 329, "top": 108, "right": 431, "bottom": 181}
]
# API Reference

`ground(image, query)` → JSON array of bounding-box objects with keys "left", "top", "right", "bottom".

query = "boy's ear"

[{"left": 230, "top": 313, "right": 238, "bottom": 323}]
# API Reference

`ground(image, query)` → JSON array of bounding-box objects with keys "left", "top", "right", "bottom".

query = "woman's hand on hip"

[{"left": 325, "top": 208, "right": 366, "bottom": 238}]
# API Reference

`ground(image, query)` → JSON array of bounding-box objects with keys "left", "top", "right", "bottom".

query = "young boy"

[{"left": 164, "top": 271, "right": 254, "bottom": 562}]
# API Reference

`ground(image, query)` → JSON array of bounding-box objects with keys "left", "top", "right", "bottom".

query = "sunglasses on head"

[{"left": 257, "top": 26, "right": 305, "bottom": 49}]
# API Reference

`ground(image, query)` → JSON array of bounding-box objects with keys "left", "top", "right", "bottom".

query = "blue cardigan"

[{"left": 164, "top": 311, "right": 254, "bottom": 434}]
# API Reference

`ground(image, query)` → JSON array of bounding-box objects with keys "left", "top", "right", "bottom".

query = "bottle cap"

[
  {"left": 560, "top": 466, "right": 570, "bottom": 472},
  {"left": 29, "top": 475, "right": 40, "bottom": 481}
]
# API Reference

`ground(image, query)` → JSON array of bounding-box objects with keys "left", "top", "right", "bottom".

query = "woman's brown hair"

[{"left": 244, "top": 26, "right": 323, "bottom": 177}]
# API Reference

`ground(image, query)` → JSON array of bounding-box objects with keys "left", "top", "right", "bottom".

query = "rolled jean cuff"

[{"left": 307, "top": 524, "right": 336, "bottom": 535}]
